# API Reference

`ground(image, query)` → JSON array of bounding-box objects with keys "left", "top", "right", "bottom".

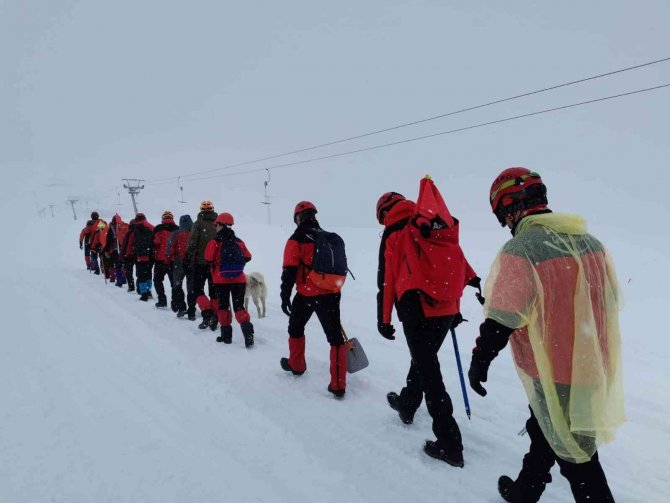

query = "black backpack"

[
  {"left": 308, "top": 230, "right": 349, "bottom": 291},
  {"left": 219, "top": 238, "right": 246, "bottom": 278}
]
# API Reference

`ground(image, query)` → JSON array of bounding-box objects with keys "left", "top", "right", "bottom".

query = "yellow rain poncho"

[{"left": 483, "top": 213, "right": 625, "bottom": 463}]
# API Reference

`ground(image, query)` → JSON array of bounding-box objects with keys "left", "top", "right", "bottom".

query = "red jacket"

[
  {"left": 126, "top": 218, "right": 154, "bottom": 262},
  {"left": 80, "top": 218, "right": 99, "bottom": 246},
  {"left": 281, "top": 219, "right": 339, "bottom": 297},
  {"left": 204, "top": 235, "right": 251, "bottom": 284},
  {"left": 152, "top": 219, "right": 179, "bottom": 264},
  {"left": 167, "top": 230, "right": 191, "bottom": 263}
]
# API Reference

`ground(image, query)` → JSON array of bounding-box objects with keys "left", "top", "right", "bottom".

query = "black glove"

[
  {"left": 377, "top": 322, "right": 396, "bottom": 340},
  {"left": 451, "top": 312, "right": 466, "bottom": 329},
  {"left": 468, "top": 356, "right": 490, "bottom": 397},
  {"left": 79, "top": 243, "right": 83, "bottom": 250},
  {"left": 281, "top": 296, "right": 292, "bottom": 316}
]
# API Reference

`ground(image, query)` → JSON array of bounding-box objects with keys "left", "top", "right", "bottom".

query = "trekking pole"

[{"left": 450, "top": 327, "right": 471, "bottom": 420}]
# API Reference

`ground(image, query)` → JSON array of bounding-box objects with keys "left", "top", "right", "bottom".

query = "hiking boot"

[
  {"left": 423, "top": 440, "right": 464, "bottom": 468},
  {"left": 208, "top": 316, "right": 218, "bottom": 331},
  {"left": 187, "top": 313, "right": 197, "bottom": 321},
  {"left": 280, "top": 358, "right": 305, "bottom": 376},
  {"left": 139, "top": 292, "right": 150, "bottom": 302},
  {"left": 170, "top": 300, "right": 178, "bottom": 313},
  {"left": 198, "top": 310, "right": 213, "bottom": 330},
  {"left": 327, "top": 384, "right": 345, "bottom": 398},
  {"left": 216, "top": 326, "right": 232, "bottom": 344},
  {"left": 387, "top": 392, "right": 415, "bottom": 424},
  {"left": 155, "top": 296, "right": 167, "bottom": 308},
  {"left": 241, "top": 321, "right": 254, "bottom": 348},
  {"left": 176, "top": 309, "right": 187, "bottom": 318}
]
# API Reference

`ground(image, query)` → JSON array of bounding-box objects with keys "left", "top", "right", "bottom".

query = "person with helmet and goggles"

[
  {"left": 204, "top": 212, "right": 255, "bottom": 347},
  {"left": 186, "top": 200, "right": 219, "bottom": 330},
  {"left": 469, "top": 167, "right": 623, "bottom": 502},
  {"left": 279, "top": 201, "right": 348, "bottom": 398}
]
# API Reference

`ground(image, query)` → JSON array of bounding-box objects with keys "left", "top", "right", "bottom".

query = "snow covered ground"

[{"left": 1, "top": 208, "right": 668, "bottom": 503}]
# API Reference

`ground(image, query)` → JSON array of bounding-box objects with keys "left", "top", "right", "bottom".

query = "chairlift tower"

[
  {"left": 122, "top": 178, "right": 145, "bottom": 215},
  {"left": 67, "top": 198, "right": 79, "bottom": 220},
  {"left": 261, "top": 169, "right": 272, "bottom": 225},
  {"left": 178, "top": 176, "right": 186, "bottom": 204},
  {"left": 48, "top": 203, "right": 56, "bottom": 217}
]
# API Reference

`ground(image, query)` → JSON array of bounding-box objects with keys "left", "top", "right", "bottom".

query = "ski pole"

[{"left": 450, "top": 327, "right": 471, "bottom": 420}]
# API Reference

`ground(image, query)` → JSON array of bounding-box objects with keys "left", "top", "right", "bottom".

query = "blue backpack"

[
  {"left": 219, "top": 239, "right": 246, "bottom": 278},
  {"left": 309, "top": 230, "right": 349, "bottom": 291}
]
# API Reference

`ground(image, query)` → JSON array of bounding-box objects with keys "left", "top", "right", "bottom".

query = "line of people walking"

[{"left": 77, "top": 168, "right": 624, "bottom": 502}]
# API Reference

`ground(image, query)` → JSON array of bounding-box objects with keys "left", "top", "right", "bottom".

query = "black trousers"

[
  {"left": 153, "top": 262, "right": 174, "bottom": 300},
  {"left": 124, "top": 257, "right": 135, "bottom": 288},
  {"left": 288, "top": 293, "right": 344, "bottom": 346},
  {"left": 216, "top": 283, "right": 246, "bottom": 312},
  {"left": 515, "top": 408, "right": 614, "bottom": 502},
  {"left": 172, "top": 261, "right": 195, "bottom": 314},
  {"left": 401, "top": 314, "right": 462, "bottom": 453},
  {"left": 193, "top": 263, "right": 215, "bottom": 300}
]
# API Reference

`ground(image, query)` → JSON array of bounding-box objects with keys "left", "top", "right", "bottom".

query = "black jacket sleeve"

[
  {"left": 472, "top": 318, "right": 515, "bottom": 366},
  {"left": 280, "top": 266, "right": 297, "bottom": 301}
]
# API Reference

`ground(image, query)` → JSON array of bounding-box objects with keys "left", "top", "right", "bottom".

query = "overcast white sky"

[{"left": 2, "top": 0, "right": 669, "bottom": 230}]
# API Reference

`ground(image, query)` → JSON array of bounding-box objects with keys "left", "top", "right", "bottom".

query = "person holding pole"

[
  {"left": 376, "top": 177, "right": 478, "bottom": 468},
  {"left": 468, "top": 168, "right": 623, "bottom": 502}
]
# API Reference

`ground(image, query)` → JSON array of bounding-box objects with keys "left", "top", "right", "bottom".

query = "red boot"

[
  {"left": 281, "top": 337, "right": 306, "bottom": 375},
  {"left": 328, "top": 344, "right": 347, "bottom": 397}
]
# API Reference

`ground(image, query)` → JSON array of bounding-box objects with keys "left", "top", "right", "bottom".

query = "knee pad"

[
  {"left": 235, "top": 309, "right": 250, "bottom": 324},
  {"left": 218, "top": 309, "right": 232, "bottom": 326}
]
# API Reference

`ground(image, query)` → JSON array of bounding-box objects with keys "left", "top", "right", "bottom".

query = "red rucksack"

[{"left": 392, "top": 176, "right": 476, "bottom": 302}]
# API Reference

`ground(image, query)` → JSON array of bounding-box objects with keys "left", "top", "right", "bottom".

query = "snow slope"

[{"left": 1, "top": 211, "right": 668, "bottom": 502}]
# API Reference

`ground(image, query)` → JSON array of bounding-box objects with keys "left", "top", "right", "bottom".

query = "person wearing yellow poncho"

[{"left": 468, "top": 168, "right": 624, "bottom": 503}]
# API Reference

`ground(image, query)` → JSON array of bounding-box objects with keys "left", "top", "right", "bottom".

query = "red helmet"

[
  {"left": 293, "top": 201, "right": 317, "bottom": 223},
  {"left": 215, "top": 212, "right": 234, "bottom": 226},
  {"left": 375, "top": 192, "right": 406, "bottom": 224},
  {"left": 490, "top": 167, "right": 547, "bottom": 225}
]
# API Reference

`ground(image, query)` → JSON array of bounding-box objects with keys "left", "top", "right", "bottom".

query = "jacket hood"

[
  {"left": 179, "top": 215, "right": 193, "bottom": 231},
  {"left": 384, "top": 200, "right": 416, "bottom": 227},
  {"left": 516, "top": 212, "right": 587, "bottom": 236},
  {"left": 198, "top": 210, "right": 217, "bottom": 222}
]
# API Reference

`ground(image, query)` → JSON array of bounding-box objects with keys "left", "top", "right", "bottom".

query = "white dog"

[{"left": 245, "top": 272, "right": 267, "bottom": 319}]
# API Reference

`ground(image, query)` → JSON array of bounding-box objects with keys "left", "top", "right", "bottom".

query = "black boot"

[
  {"left": 387, "top": 392, "right": 415, "bottom": 424},
  {"left": 176, "top": 308, "right": 187, "bottom": 318},
  {"left": 198, "top": 310, "right": 213, "bottom": 329},
  {"left": 280, "top": 358, "right": 305, "bottom": 376},
  {"left": 498, "top": 476, "right": 515, "bottom": 502},
  {"left": 139, "top": 292, "right": 150, "bottom": 302},
  {"left": 216, "top": 325, "right": 232, "bottom": 344},
  {"left": 208, "top": 315, "right": 218, "bottom": 331},
  {"left": 155, "top": 295, "right": 167, "bottom": 308},
  {"left": 170, "top": 300, "right": 179, "bottom": 313},
  {"left": 423, "top": 440, "right": 464, "bottom": 468},
  {"left": 241, "top": 321, "right": 254, "bottom": 348},
  {"left": 327, "top": 384, "right": 345, "bottom": 398}
]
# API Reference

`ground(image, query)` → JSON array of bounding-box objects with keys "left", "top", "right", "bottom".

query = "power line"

[
  {"left": 146, "top": 83, "right": 670, "bottom": 187},
  {"left": 147, "top": 56, "right": 670, "bottom": 185}
]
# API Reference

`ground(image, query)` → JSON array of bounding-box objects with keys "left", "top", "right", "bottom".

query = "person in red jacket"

[
  {"left": 125, "top": 213, "right": 155, "bottom": 301},
  {"left": 152, "top": 211, "right": 179, "bottom": 309},
  {"left": 167, "top": 215, "right": 196, "bottom": 320},
  {"left": 79, "top": 217, "right": 94, "bottom": 271},
  {"left": 377, "top": 178, "right": 478, "bottom": 468},
  {"left": 204, "top": 212, "right": 255, "bottom": 347},
  {"left": 279, "top": 201, "right": 348, "bottom": 398},
  {"left": 103, "top": 214, "right": 128, "bottom": 288},
  {"left": 121, "top": 218, "right": 137, "bottom": 292},
  {"left": 82, "top": 212, "right": 101, "bottom": 274},
  {"left": 90, "top": 219, "right": 112, "bottom": 281}
]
